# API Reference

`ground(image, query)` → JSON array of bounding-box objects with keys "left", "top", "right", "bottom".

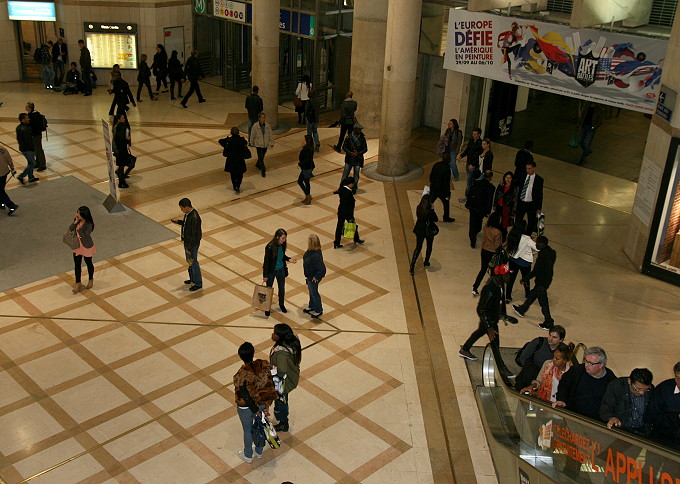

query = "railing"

[{"left": 481, "top": 345, "right": 680, "bottom": 483}]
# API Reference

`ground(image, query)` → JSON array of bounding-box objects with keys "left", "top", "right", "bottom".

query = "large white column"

[
  {"left": 252, "top": 0, "right": 279, "bottom": 129},
  {"left": 350, "top": 0, "right": 388, "bottom": 139},
  {"left": 377, "top": 0, "right": 423, "bottom": 176},
  {"left": 440, "top": 70, "right": 471, "bottom": 135}
]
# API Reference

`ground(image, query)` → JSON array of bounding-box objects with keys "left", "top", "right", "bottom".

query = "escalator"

[{"left": 473, "top": 344, "right": 680, "bottom": 483}]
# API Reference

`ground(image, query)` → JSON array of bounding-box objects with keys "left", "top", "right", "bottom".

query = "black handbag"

[
  {"left": 425, "top": 221, "right": 439, "bottom": 238},
  {"left": 244, "top": 146, "right": 252, "bottom": 159}
]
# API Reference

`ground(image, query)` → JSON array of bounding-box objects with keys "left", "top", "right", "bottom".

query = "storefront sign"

[
  {"left": 633, "top": 157, "right": 663, "bottom": 227},
  {"left": 7, "top": 1, "right": 56, "bottom": 21},
  {"left": 214, "top": 0, "right": 245, "bottom": 22},
  {"left": 299, "top": 13, "right": 315, "bottom": 37},
  {"left": 444, "top": 10, "right": 667, "bottom": 114},
  {"left": 193, "top": 0, "right": 206, "bottom": 14}
]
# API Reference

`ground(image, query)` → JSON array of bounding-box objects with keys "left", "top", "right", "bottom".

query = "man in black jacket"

[
  {"left": 340, "top": 124, "right": 368, "bottom": 194},
  {"left": 181, "top": 50, "right": 206, "bottom": 108},
  {"left": 78, "top": 39, "right": 92, "bottom": 96},
  {"left": 26, "top": 102, "right": 47, "bottom": 171},
  {"left": 457, "top": 127, "right": 483, "bottom": 202},
  {"left": 554, "top": 346, "right": 616, "bottom": 419},
  {"left": 52, "top": 38, "right": 68, "bottom": 87},
  {"left": 334, "top": 91, "right": 358, "bottom": 152},
  {"left": 108, "top": 72, "right": 136, "bottom": 116},
  {"left": 16, "top": 113, "right": 38, "bottom": 184},
  {"left": 245, "top": 85, "right": 264, "bottom": 141},
  {"left": 172, "top": 198, "right": 203, "bottom": 291},
  {"left": 516, "top": 160, "right": 544, "bottom": 235},
  {"left": 429, "top": 156, "right": 455, "bottom": 222},
  {"left": 512, "top": 236, "right": 556, "bottom": 330},
  {"left": 333, "top": 178, "right": 364, "bottom": 249},
  {"left": 646, "top": 362, "right": 680, "bottom": 447},
  {"left": 600, "top": 368, "right": 653, "bottom": 434},
  {"left": 513, "top": 141, "right": 533, "bottom": 186},
  {"left": 466, "top": 170, "right": 495, "bottom": 248}
]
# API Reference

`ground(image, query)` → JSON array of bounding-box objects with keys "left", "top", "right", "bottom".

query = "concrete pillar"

[
  {"left": 377, "top": 0, "right": 423, "bottom": 176},
  {"left": 625, "top": 2, "right": 680, "bottom": 268},
  {"left": 252, "top": 0, "right": 279, "bottom": 129},
  {"left": 440, "top": 70, "right": 471, "bottom": 136},
  {"left": 350, "top": 0, "right": 388, "bottom": 139}
]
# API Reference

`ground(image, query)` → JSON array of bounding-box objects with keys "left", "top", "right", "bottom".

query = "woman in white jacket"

[
  {"left": 505, "top": 219, "right": 536, "bottom": 303},
  {"left": 249, "top": 112, "right": 274, "bottom": 177},
  {"left": 295, "top": 75, "right": 311, "bottom": 124}
]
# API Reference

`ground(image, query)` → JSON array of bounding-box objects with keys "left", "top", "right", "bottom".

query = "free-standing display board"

[{"left": 84, "top": 23, "right": 138, "bottom": 69}]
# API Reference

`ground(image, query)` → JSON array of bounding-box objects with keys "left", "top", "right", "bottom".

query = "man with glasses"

[
  {"left": 553, "top": 346, "right": 616, "bottom": 419},
  {"left": 599, "top": 368, "right": 653, "bottom": 435},
  {"left": 647, "top": 362, "right": 680, "bottom": 447}
]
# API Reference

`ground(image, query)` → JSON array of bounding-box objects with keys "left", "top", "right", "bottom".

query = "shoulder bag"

[
  {"left": 425, "top": 220, "right": 439, "bottom": 238},
  {"left": 63, "top": 228, "right": 80, "bottom": 250}
]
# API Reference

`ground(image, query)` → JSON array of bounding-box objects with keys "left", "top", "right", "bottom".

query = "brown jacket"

[
  {"left": 233, "top": 359, "right": 277, "bottom": 411},
  {"left": 0, "top": 147, "right": 15, "bottom": 177},
  {"left": 481, "top": 226, "right": 503, "bottom": 253}
]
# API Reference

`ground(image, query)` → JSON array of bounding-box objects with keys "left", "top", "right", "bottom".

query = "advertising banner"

[
  {"left": 444, "top": 11, "right": 667, "bottom": 113},
  {"left": 101, "top": 118, "right": 120, "bottom": 210}
]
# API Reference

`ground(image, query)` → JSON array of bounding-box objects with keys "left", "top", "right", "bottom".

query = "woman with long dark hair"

[
  {"left": 69, "top": 206, "right": 96, "bottom": 293},
  {"left": 505, "top": 219, "right": 536, "bottom": 303},
  {"left": 303, "top": 234, "right": 326, "bottom": 318},
  {"left": 520, "top": 343, "right": 574, "bottom": 403},
  {"left": 113, "top": 113, "right": 132, "bottom": 188},
  {"left": 494, "top": 171, "right": 517, "bottom": 240},
  {"left": 151, "top": 44, "right": 168, "bottom": 94},
  {"left": 294, "top": 74, "right": 312, "bottom": 124},
  {"left": 410, "top": 194, "right": 439, "bottom": 274},
  {"left": 219, "top": 126, "right": 248, "bottom": 193},
  {"left": 297, "top": 134, "right": 315, "bottom": 204},
  {"left": 262, "top": 228, "right": 297, "bottom": 317},
  {"left": 444, "top": 118, "right": 463, "bottom": 180},
  {"left": 167, "top": 50, "right": 184, "bottom": 100},
  {"left": 270, "top": 323, "right": 302, "bottom": 432},
  {"left": 471, "top": 210, "right": 503, "bottom": 296}
]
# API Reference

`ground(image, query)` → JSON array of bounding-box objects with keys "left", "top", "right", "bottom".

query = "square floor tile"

[
  {"left": 51, "top": 375, "right": 131, "bottom": 423},
  {"left": 126, "top": 443, "right": 219, "bottom": 483},
  {"left": 115, "top": 352, "right": 191, "bottom": 396},
  {"left": 0, "top": 403, "right": 65, "bottom": 456},
  {"left": 20, "top": 347, "right": 94, "bottom": 389},
  {"left": 80, "top": 326, "right": 152, "bottom": 365}
]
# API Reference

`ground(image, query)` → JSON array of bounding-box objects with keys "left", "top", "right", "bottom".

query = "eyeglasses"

[
  {"left": 585, "top": 359, "right": 603, "bottom": 367},
  {"left": 631, "top": 382, "right": 651, "bottom": 394}
]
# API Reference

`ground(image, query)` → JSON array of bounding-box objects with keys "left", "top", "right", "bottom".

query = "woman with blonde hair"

[{"left": 303, "top": 234, "right": 326, "bottom": 318}]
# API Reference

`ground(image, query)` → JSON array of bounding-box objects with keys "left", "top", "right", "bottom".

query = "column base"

[{"left": 362, "top": 161, "right": 423, "bottom": 183}]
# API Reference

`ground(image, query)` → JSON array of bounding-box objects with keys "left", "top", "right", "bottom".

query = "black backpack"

[{"left": 514, "top": 337, "right": 545, "bottom": 367}]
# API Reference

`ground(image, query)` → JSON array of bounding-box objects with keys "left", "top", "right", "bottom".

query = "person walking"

[
  {"left": 219, "top": 127, "right": 248, "bottom": 193},
  {"left": 429, "top": 155, "right": 455, "bottom": 223},
  {"left": 69, "top": 206, "right": 96, "bottom": 294},
  {"left": 340, "top": 123, "right": 367, "bottom": 194},
  {"left": 136, "top": 54, "right": 156, "bottom": 102},
  {"left": 443, "top": 119, "right": 463, "bottom": 180},
  {"left": 494, "top": 171, "right": 517, "bottom": 241},
  {"left": 108, "top": 71, "right": 136, "bottom": 117},
  {"left": 409, "top": 194, "right": 439, "bottom": 274},
  {"left": 333, "top": 178, "right": 365, "bottom": 249},
  {"left": 245, "top": 86, "right": 264, "bottom": 140},
  {"left": 334, "top": 91, "right": 357, "bottom": 152},
  {"left": 16, "top": 113, "right": 38, "bottom": 185},
  {"left": 297, "top": 135, "right": 315, "bottom": 205},
  {"left": 269, "top": 324, "right": 302, "bottom": 432},
  {"left": 512, "top": 235, "right": 557, "bottom": 330},
  {"left": 180, "top": 50, "right": 206, "bottom": 107},
  {"left": 516, "top": 160, "right": 544, "bottom": 235},
  {"left": 26, "top": 102, "right": 47, "bottom": 172},
  {"left": 303, "top": 234, "right": 326, "bottom": 318},
  {"left": 304, "top": 89, "right": 320, "bottom": 152},
  {"left": 250, "top": 112, "right": 274, "bottom": 177},
  {"left": 167, "top": 50, "right": 184, "bottom": 100},
  {"left": 151, "top": 44, "right": 169, "bottom": 94},
  {"left": 578, "top": 102, "right": 603, "bottom": 165},
  {"left": 294, "top": 74, "right": 312, "bottom": 124},
  {"left": 471, "top": 211, "right": 503, "bottom": 296},
  {"left": 0, "top": 146, "right": 18, "bottom": 215},
  {"left": 262, "top": 228, "right": 297, "bottom": 317},
  {"left": 513, "top": 141, "right": 533, "bottom": 184},
  {"left": 77, "top": 40, "right": 93, "bottom": 96},
  {"left": 457, "top": 127, "right": 483, "bottom": 202},
  {"left": 505, "top": 219, "right": 536, "bottom": 303},
  {"left": 171, "top": 198, "right": 203, "bottom": 291},
  {"left": 465, "top": 171, "right": 495, "bottom": 248},
  {"left": 233, "top": 342, "right": 277, "bottom": 464},
  {"left": 112, "top": 113, "right": 132, "bottom": 188}
]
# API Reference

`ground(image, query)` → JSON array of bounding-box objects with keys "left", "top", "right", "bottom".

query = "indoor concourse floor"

[{"left": 0, "top": 81, "right": 679, "bottom": 484}]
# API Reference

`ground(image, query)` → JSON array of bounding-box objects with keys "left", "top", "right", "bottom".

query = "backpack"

[
  {"left": 40, "top": 114, "right": 48, "bottom": 132},
  {"left": 33, "top": 48, "right": 42, "bottom": 63},
  {"left": 514, "top": 337, "right": 545, "bottom": 367}
]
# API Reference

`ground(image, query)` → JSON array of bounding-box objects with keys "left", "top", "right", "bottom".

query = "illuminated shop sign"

[{"left": 8, "top": 1, "right": 56, "bottom": 21}]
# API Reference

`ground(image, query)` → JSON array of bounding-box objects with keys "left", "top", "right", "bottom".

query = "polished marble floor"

[{"left": 0, "top": 81, "right": 679, "bottom": 484}]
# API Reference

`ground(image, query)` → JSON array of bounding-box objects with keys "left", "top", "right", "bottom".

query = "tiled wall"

[{"left": 0, "top": 2, "right": 21, "bottom": 82}]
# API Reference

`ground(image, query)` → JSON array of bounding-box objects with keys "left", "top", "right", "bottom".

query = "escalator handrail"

[{"left": 482, "top": 343, "right": 680, "bottom": 462}]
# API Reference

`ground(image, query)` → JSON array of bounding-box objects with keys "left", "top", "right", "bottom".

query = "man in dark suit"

[
  {"left": 245, "top": 85, "right": 263, "bottom": 141},
  {"left": 333, "top": 177, "right": 364, "bottom": 249},
  {"left": 513, "top": 141, "right": 533, "bottom": 186},
  {"left": 516, "top": 160, "right": 544, "bottom": 235},
  {"left": 171, "top": 198, "right": 203, "bottom": 291},
  {"left": 466, "top": 170, "right": 495, "bottom": 248},
  {"left": 108, "top": 72, "right": 136, "bottom": 116},
  {"left": 429, "top": 155, "right": 455, "bottom": 222}
]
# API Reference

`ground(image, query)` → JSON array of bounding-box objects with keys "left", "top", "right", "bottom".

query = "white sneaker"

[
  {"left": 254, "top": 450, "right": 263, "bottom": 459},
  {"left": 237, "top": 450, "right": 252, "bottom": 464}
]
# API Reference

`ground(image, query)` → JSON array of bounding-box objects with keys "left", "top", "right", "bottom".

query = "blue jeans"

[
  {"left": 465, "top": 164, "right": 475, "bottom": 196},
  {"left": 237, "top": 405, "right": 265, "bottom": 458},
  {"left": 40, "top": 64, "right": 54, "bottom": 88},
  {"left": 266, "top": 268, "right": 286, "bottom": 307},
  {"left": 579, "top": 125, "right": 596, "bottom": 163},
  {"left": 186, "top": 245, "right": 202, "bottom": 287},
  {"left": 274, "top": 394, "right": 289, "bottom": 426},
  {"left": 306, "top": 278, "right": 322, "bottom": 313},
  {"left": 306, "top": 121, "right": 319, "bottom": 147},
  {"left": 341, "top": 163, "right": 360, "bottom": 193},
  {"left": 19, "top": 151, "right": 36, "bottom": 180},
  {"left": 54, "top": 59, "right": 65, "bottom": 85},
  {"left": 449, "top": 149, "right": 459, "bottom": 179}
]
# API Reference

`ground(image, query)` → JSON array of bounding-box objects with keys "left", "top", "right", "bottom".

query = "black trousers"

[
  {"left": 473, "top": 249, "right": 495, "bottom": 291},
  {"left": 506, "top": 260, "right": 530, "bottom": 300},
  {"left": 516, "top": 200, "right": 538, "bottom": 235},
  {"left": 136, "top": 79, "right": 153, "bottom": 100},
  {"left": 469, "top": 210, "right": 485, "bottom": 246},
  {"left": 430, "top": 195, "right": 450, "bottom": 219},
  {"left": 412, "top": 235, "right": 434, "bottom": 264},
  {"left": 255, "top": 147, "right": 267, "bottom": 173},
  {"left": 462, "top": 320, "right": 500, "bottom": 352},
  {"left": 297, "top": 173, "right": 311, "bottom": 195},
  {"left": 170, "top": 78, "right": 183, "bottom": 99},
  {"left": 266, "top": 268, "right": 286, "bottom": 307},
  {"left": 109, "top": 99, "right": 130, "bottom": 117},
  {"left": 155, "top": 74, "right": 168, "bottom": 91},
  {"left": 337, "top": 122, "right": 353, "bottom": 148},
  {"left": 518, "top": 285, "right": 553, "bottom": 325},
  {"left": 334, "top": 215, "right": 360, "bottom": 245},
  {"left": 73, "top": 253, "right": 94, "bottom": 283},
  {"left": 181, "top": 78, "right": 204, "bottom": 105},
  {"left": 229, "top": 172, "right": 243, "bottom": 191},
  {"left": 0, "top": 174, "right": 17, "bottom": 209}
]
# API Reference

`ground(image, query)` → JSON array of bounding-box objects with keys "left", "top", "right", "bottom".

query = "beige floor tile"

[
  {"left": 79, "top": 325, "right": 152, "bottom": 365},
  {"left": 20, "top": 347, "right": 94, "bottom": 389},
  {"left": 0, "top": 321, "right": 62, "bottom": 360},
  {"left": 0, "top": 402, "right": 65, "bottom": 456},
  {"left": 13, "top": 438, "right": 104, "bottom": 484},
  {"left": 115, "top": 352, "right": 191, "bottom": 396},
  {"left": 126, "top": 443, "right": 220, "bottom": 483},
  {"left": 103, "top": 421, "right": 174, "bottom": 462},
  {"left": 51, "top": 375, "right": 131, "bottom": 422}
]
